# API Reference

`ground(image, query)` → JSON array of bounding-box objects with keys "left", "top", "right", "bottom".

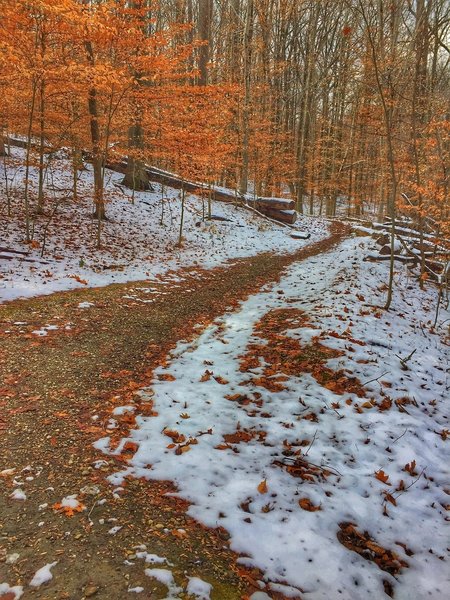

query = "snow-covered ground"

[
  {"left": 0, "top": 147, "right": 326, "bottom": 302},
  {"left": 96, "top": 237, "right": 449, "bottom": 599}
]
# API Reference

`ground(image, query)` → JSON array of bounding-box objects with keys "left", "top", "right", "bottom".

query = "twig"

[
  {"left": 280, "top": 456, "right": 343, "bottom": 477},
  {"left": 362, "top": 371, "right": 389, "bottom": 386},
  {"left": 304, "top": 430, "right": 317, "bottom": 457},
  {"left": 324, "top": 402, "right": 344, "bottom": 419},
  {"left": 393, "top": 467, "right": 426, "bottom": 501},
  {"left": 394, "top": 349, "right": 416, "bottom": 370},
  {"left": 390, "top": 428, "right": 408, "bottom": 445},
  {"left": 87, "top": 500, "right": 98, "bottom": 522}
]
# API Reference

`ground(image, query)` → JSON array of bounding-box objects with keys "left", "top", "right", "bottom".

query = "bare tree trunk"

[
  {"left": 411, "top": 0, "right": 430, "bottom": 288},
  {"left": 37, "top": 79, "right": 46, "bottom": 214},
  {"left": 198, "top": 0, "right": 213, "bottom": 85},
  {"left": 295, "top": 3, "right": 319, "bottom": 214},
  {"left": 84, "top": 39, "right": 105, "bottom": 220},
  {"left": 239, "top": 0, "right": 254, "bottom": 195},
  {"left": 24, "top": 80, "right": 38, "bottom": 242},
  {"left": 122, "top": 123, "right": 151, "bottom": 191},
  {"left": 122, "top": 0, "right": 151, "bottom": 192}
]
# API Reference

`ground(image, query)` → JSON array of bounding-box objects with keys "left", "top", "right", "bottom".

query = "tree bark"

[
  {"left": 198, "top": 0, "right": 213, "bottom": 85},
  {"left": 239, "top": 0, "right": 254, "bottom": 195},
  {"left": 84, "top": 39, "right": 105, "bottom": 220},
  {"left": 122, "top": 123, "right": 151, "bottom": 191}
]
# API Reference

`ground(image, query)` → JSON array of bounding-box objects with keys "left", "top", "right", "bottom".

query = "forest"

[
  {"left": 1, "top": 2, "right": 449, "bottom": 600},
  {"left": 1, "top": 0, "right": 448, "bottom": 221}
]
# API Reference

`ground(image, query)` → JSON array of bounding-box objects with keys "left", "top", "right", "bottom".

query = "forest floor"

[
  {"left": 0, "top": 145, "right": 326, "bottom": 304},
  {"left": 1, "top": 175, "right": 449, "bottom": 600},
  {"left": 0, "top": 224, "right": 349, "bottom": 600}
]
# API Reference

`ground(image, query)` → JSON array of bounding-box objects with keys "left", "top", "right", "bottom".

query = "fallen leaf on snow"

[
  {"left": 257, "top": 479, "right": 268, "bottom": 494},
  {"left": 298, "top": 498, "right": 322, "bottom": 512},
  {"left": 374, "top": 469, "right": 390, "bottom": 484}
]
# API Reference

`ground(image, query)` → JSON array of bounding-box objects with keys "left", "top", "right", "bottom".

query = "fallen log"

[
  {"left": 291, "top": 232, "right": 311, "bottom": 240},
  {"left": 0, "top": 246, "right": 30, "bottom": 256},
  {"left": 373, "top": 223, "right": 448, "bottom": 244},
  {"left": 255, "top": 197, "right": 295, "bottom": 211},
  {"left": 364, "top": 253, "right": 418, "bottom": 263},
  {"left": 263, "top": 208, "right": 297, "bottom": 225},
  {"left": 8, "top": 137, "right": 297, "bottom": 225},
  {"left": 0, "top": 252, "right": 49, "bottom": 264}
]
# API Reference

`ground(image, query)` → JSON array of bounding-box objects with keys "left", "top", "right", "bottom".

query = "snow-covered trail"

[
  {"left": 0, "top": 145, "right": 328, "bottom": 303},
  {"left": 97, "top": 237, "right": 449, "bottom": 600}
]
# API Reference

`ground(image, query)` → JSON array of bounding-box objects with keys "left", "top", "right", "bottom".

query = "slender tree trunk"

[
  {"left": 239, "top": 0, "right": 254, "bottom": 195},
  {"left": 198, "top": 0, "right": 213, "bottom": 85},
  {"left": 123, "top": 1, "right": 151, "bottom": 192},
  {"left": 295, "top": 4, "right": 318, "bottom": 213},
  {"left": 37, "top": 79, "right": 46, "bottom": 214},
  {"left": 178, "top": 185, "right": 185, "bottom": 246},
  {"left": 24, "top": 81, "right": 38, "bottom": 242},
  {"left": 84, "top": 39, "right": 105, "bottom": 220}
]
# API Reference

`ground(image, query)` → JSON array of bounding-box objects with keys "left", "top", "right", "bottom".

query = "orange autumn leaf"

[
  {"left": 158, "top": 373, "right": 176, "bottom": 382},
  {"left": 163, "top": 429, "right": 186, "bottom": 444},
  {"left": 123, "top": 441, "right": 139, "bottom": 453},
  {"left": 0, "top": 592, "right": 17, "bottom": 600},
  {"left": 171, "top": 528, "right": 188, "bottom": 539},
  {"left": 52, "top": 502, "right": 85, "bottom": 517},
  {"left": 404, "top": 460, "right": 417, "bottom": 475},
  {"left": 374, "top": 469, "right": 390, "bottom": 484},
  {"left": 299, "top": 498, "right": 322, "bottom": 512},
  {"left": 215, "top": 444, "right": 231, "bottom": 450},
  {"left": 200, "top": 370, "right": 212, "bottom": 382},
  {"left": 362, "top": 401, "right": 374, "bottom": 409},
  {"left": 68, "top": 274, "right": 88, "bottom": 285},
  {"left": 383, "top": 492, "right": 397, "bottom": 506},
  {"left": 257, "top": 479, "right": 268, "bottom": 494}
]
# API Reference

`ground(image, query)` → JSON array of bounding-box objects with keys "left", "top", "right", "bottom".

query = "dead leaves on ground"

[
  {"left": 238, "top": 308, "right": 366, "bottom": 399},
  {"left": 163, "top": 428, "right": 198, "bottom": 454},
  {"left": 200, "top": 369, "right": 229, "bottom": 385},
  {"left": 52, "top": 501, "right": 86, "bottom": 517},
  {"left": 374, "top": 469, "right": 390, "bottom": 485},
  {"left": 298, "top": 497, "right": 322, "bottom": 511},
  {"left": 435, "top": 428, "right": 449, "bottom": 441},
  {"left": 337, "top": 522, "right": 408, "bottom": 577},
  {"left": 273, "top": 457, "right": 331, "bottom": 483},
  {"left": 257, "top": 479, "right": 268, "bottom": 494},
  {"left": 404, "top": 460, "right": 418, "bottom": 476},
  {"left": 67, "top": 274, "right": 88, "bottom": 285}
]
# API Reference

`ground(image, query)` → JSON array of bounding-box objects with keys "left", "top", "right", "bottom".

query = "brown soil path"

[{"left": 0, "top": 223, "right": 347, "bottom": 600}]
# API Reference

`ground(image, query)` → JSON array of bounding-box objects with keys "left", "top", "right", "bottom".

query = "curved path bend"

[{"left": 0, "top": 222, "right": 347, "bottom": 600}]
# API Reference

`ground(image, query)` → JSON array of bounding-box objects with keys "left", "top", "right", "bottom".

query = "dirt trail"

[{"left": 0, "top": 223, "right": 347, "bottom": 600}]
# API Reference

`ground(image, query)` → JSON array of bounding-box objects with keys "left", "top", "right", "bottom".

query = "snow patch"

[
  {"left": 186, "top": 576, "right": 212, "bottom": 599},
  {"left": 29, "top": 562, "right": 58, "bottom": 587},
  {"left": 10, "top": 489, "right": 27, "bottom": 501},
  {"left": 144, "top": 568, "right": 182, "bottom": 598},
  {"left": 0, "top": 583, "right": 23, "bottom": 599}
]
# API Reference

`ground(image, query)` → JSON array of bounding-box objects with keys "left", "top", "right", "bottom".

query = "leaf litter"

[
  {"left": 101, "top": 237, "right": 449, "bottom": 599},
  {"left": 1, "top": 227, "right": 346, "bottom": 599}
]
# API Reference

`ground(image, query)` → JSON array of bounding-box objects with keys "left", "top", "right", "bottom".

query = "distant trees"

[{"left": 0, "top": 0, "right": 448, "bottom": 230}]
